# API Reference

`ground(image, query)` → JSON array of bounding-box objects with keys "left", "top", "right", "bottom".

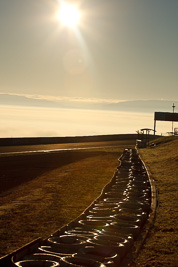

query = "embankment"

[
  {"left": 134, "top": 136, "right": 178, "bottom": 266},
  {"left": 0, "top": 133, "right": 157, "bottom": 146}
]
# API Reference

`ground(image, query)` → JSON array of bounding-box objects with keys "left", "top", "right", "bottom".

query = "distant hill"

[{"left": 0, "top": 93, "right": 177, "bottom": 113}]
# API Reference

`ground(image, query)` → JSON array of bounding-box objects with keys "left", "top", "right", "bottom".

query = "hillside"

[
  {"left": 134, "top": 136, "right": 178, "bottom": 266},
  {"left": 0, "top": 143, "right": 131, "bottom": 258}
]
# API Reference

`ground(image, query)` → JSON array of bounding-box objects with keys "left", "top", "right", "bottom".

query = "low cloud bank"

[{"left": 1, "top": 105, "right": 175, "bottom": 138}]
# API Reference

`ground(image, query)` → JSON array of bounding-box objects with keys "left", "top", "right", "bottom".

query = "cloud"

[{"left": 0, "top": 92, "right": 125, "bottom": 104}]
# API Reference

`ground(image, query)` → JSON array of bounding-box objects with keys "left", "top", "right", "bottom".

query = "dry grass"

[
  {"left": 133, "top": 136, "right": 178, "bottom": 266},
  {"left": 0, "top": 144, "right": 131, "bottom": 258}
]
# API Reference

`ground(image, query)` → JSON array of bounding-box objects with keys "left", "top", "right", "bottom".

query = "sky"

[{"left": 0, "top": 0, "right": 178, "bottom": 102}]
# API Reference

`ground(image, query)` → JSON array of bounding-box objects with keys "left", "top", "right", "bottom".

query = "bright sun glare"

[{"left": 58, "top": 3, "right": 80, "bottom": 28}]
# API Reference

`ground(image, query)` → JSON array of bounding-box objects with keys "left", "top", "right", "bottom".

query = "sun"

[{"left": 58, "top": 3, "right": 81, "bottom": 28}]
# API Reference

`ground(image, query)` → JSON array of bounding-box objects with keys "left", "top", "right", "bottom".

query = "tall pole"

[
  {"left": 154, "top": 112, "right": 156, "bottom": 135},
  {"left": 172, "top": 103, "right": 175, "bottom": 134}
]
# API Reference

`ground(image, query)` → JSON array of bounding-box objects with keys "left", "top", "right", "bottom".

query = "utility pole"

[{"left": 172, "top": 103, "right": 176, "bottom": 134}]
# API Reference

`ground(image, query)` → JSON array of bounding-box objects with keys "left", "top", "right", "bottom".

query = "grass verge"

[{"left": 133, "top": 136, "right": 178, "bottom": 266}]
